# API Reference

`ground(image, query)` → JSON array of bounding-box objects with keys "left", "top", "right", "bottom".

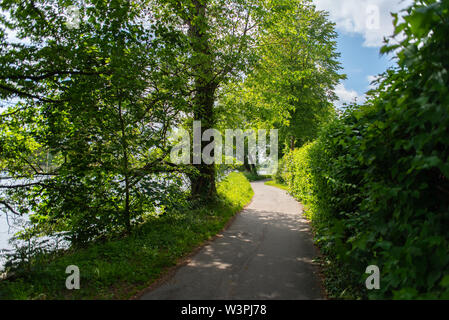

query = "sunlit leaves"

[
  {"left": 281, "top": 0, "right": 449, "bottom": 299},
  {"left": 219, "top": 0, "right": 344, "bottom": 151}
]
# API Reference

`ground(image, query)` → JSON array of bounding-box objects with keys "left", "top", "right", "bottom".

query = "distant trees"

[{"left": 218, "top": 0, "right": 345, "bottom": 154}]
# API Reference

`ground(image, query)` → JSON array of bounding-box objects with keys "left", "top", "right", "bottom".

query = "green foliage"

[
  {"left": 241, "top": 171, "right": 269, "bottom": 182},
  {"left": 264, "top": 180, "right": 288, "bottom": 191},
  {"left": 216, "top": 172, "right": 254, "bottom": 208},
  {"left": 281, "top": 0, "right": 449, "bottom": 299},
  {"left": 272, "top": 157, "right": 286, "bottom": 184},
  {"left": 281, "top": 142, "right": 315, "bottom": 217},
  {"left": 217, "top": 0, "right": 344, "bottom": 152},
  {"left": 0, "top": 0, "right": 262, "bottom": 243},
  {"left": 0, "top": 172, "right": 253, "bottom": 299},
  {"left": 0, "top": 0, "right": 195, "bottom": 244}
]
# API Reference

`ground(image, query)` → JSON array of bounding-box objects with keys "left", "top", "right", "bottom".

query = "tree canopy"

[
  {"left": 217, "top": 0, "right": 345, "bottom": 153},
  {"left": 0, "top": 0, "right": 343, "bottom": 245}
]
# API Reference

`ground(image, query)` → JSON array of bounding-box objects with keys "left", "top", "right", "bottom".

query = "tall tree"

[
  {"left": 153, "top": 0, "right": 263, "bottom": 199},
  {"left": 219, "top": 0, "right": 345, "bottom": 153},
  {"left": 0, "top": 0, "right": 265, "bottom": 244},
  {"left": 0, "top": 0, "right": 189, "bottom": 243}
]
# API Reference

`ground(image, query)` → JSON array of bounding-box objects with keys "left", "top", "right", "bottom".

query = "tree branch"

[
  {"left": 0, "top": 83, "right": 67, "bottom": 103},
  {"left": 0, "top": 70, "right": 103, "bottom": 81},
  {"left": 0, "top": 201, "right": 21, "bottom": 216}
]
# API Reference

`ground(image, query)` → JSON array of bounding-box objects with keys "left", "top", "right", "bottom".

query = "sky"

[{"left": 313, "top": 0, "right": 413, "bottom": 107}]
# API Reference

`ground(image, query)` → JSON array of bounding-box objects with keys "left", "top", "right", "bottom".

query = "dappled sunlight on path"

[{"left": 140, "top": 181, "right": 324, "bottom": 300}]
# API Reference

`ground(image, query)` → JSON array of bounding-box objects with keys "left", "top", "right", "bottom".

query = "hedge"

[{"left": 278, "top": 0, "right": 449, "bottom": 299}]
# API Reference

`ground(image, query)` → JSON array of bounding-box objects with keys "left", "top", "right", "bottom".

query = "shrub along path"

[{"left": 139, "top": 180, "right": 323, "bottom": 300}]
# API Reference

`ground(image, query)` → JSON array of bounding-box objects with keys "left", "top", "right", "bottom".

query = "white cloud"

[
  {"left": 314, "top": 0, "right": 413, "bottom": 47},
  {"left": 335, "top": 83, "right": 365, "bottom": 108},
  {"left": 366, "top": 75, "right": 381, "bottom": 90}
]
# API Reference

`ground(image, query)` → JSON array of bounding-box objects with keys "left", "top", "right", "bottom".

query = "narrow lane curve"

[{"left": 140, "top": 180, "right": 324, "bottom": 300}]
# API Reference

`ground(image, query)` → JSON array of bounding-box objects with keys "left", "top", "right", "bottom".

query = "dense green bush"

[
  {"left": 272, "top": 157, "right": 286, "bottom": 184},
  {"left": 281, "top": 0, "right": 449, "bottom": 299},
  {"left": 217, "top": 172, "right": 255, "bottom": 207},
  {"left": 281, "top": 143, "right": 316, "bottom": 218}
]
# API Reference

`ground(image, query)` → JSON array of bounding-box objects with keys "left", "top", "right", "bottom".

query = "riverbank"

[{"left": 0, "top": 172, "right": 254, "bottom": 299}]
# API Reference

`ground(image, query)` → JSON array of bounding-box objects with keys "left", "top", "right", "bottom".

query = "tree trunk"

[
  {"left": 118, "top": 92, "right": 131, "bottom": 232},
  {"left": 243, "top": 145, "right": 258, "bottom": 176},
  {"left": 188, "top": 0, "right": 218, "bottom": 201},
  {"left": 190, "top": 80, "right": 218, "bottom": 200}
]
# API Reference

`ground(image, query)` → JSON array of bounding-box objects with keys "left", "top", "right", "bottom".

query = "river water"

[
  {"left": 0, "top": 175, "right": 29, "bottom": 270},
  {"left": 0, "top": 211, "right": 21, "bottom": 270}
]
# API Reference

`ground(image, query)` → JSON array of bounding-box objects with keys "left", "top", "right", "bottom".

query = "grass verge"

[
  {"left": 0, "top": 172, "right": 254, "bottom": 300},
  {"left": 264, "top": 180, "right": 289, "bottom": 191},
  {"left": 241, "top": 171, "right": 271, "bottom": 182}
]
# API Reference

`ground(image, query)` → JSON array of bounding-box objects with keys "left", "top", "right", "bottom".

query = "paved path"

[{"left": 140, "top": 181, "right": 324, "bottom": 300}]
